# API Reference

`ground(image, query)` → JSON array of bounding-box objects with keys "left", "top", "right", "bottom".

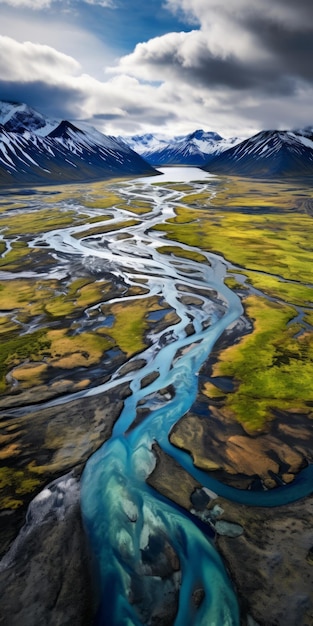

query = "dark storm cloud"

[
  {"left": 92, "top": 112, "right": 125, "bottom": 120},
  {"left": 246, "top": 18, "right": 313, "bottom": 84},
  {"left": 143, "top": 48, "right": 296, "bottom": 95},
  {"left": 119, "top": 0, "right": 313, "bottom": 96}
]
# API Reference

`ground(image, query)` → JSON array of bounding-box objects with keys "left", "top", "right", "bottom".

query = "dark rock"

[{"left": 0, "top": 471, "right": 94, "bottom": 626}]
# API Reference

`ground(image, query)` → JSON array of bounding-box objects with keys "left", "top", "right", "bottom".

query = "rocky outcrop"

[
  {"left": 0, "top": 471, "right": 94, "bottom": 626},
  {"left": 147, "top": 444, "right": 313, "bottom": 626},
  {"left": 213, "top": 495, "right": 313, "bottom": 626}
]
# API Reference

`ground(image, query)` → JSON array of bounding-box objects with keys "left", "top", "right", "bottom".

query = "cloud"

[
  {"left": 113, "top": 0, "right": 313, "bottom": 97},
  {"left": 84, "top": 0, "right": 115, "bottom": 6},
  {"left": 1, "top": 0, "right": 313, "bottom": 137},
  {"left": 112, "top": 30, "right": 294, "bottom": 96},
  {"left": 0, "top": 36, "right": 81, "bottom": 82},
  {"left": 0, "top": 0, "right": 114, "bottom": 7},
  {"left": 0, "top": 0, "right": 50, "bottom": 6},
  {"left": 0, "top": 36, "right": 185, "bottom": 132}
]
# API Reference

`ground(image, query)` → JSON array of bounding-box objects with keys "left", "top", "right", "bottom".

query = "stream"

[{"left": 5, "top": 167, "right": 313, "bottom": 625}]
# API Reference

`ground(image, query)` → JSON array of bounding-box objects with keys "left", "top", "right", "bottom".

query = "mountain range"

[
  {"left": 122, "top": 129, "right": 243, "bottom": 166},
  {"left": 1, "top": 101, "right": 313, "bottom": 185},
  {"left": 0, "top": 101, "right": 157, "bottom": 188},
  {"left": 203, "top": 129, "right": 313, "bottom": 178}
]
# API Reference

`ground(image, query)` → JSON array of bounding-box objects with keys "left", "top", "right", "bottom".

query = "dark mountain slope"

[
  {"left": 0, "top": 119, "right": 157, "bottom": 188},
  {"left": 203, "top": 130, "right": 313, "bottom": 178}
]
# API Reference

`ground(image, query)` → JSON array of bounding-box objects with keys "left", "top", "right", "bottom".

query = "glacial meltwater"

[
  {"left": 79, "top": 169, "right": 313, "bottom": 625},
  {"left": 2, "top": 168, "right": 313, "bottom": 625},
  {"left": 77, "top": 168, "right": 240, "bottom": 625}
]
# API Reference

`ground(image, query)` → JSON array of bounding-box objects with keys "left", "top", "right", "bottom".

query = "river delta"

[{"left": 0, "top": 168, "right": 313, "bottom": 625}]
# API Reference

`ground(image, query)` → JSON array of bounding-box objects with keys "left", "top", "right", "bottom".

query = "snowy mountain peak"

[
  {"left": 48, "top": 120, "right": 85, "bottom": 140},
  {"left": 0, "top": 101, "right": 59, "bottom": 136},
  {"left": 122, "top": 129, "right": 244, "bottom": 166},
  {"left": 203, "top": 129, "right": 313, "bottom": 178},
  {"left": 0, "top": 100, "right": 157, "bottom": 187},
  {"left": 187, "top": 129, "right": 223, "bottom": 142}
]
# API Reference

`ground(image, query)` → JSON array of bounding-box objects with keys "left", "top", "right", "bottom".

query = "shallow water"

[{"left": 3, "top": 168, "right": 312, "bottom": 625}]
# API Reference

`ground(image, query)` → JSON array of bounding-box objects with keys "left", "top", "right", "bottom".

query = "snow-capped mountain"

[
  {"left": 0, "top": 102, "right": 157, "bottom": 187},
  {"left": 203, "top": 130, "right": 313, "bottom": 178},
  {"left": 0, "top": 101, "right": 58, "bottom": 136},
  {"left": 120, "top": 132, "right": 176, "bottom": 155},
  {"left": 122, "top": 129, "right": 243, "bottom": 166}
]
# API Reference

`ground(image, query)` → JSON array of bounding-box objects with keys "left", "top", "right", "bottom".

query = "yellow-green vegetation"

[
  {"left": 104, "top": 297, "right": 164, "bottom": 356},
  {"left": 83, "top": 191, "right": 126, "bottom": 210},
  {"left": 157, "top": 245, "right": 208, "bottom": 264},
  {"left": 183, "top": 178, "right": 313, "bottom": 211},
  {"left": 304, "top": 309, "right": 313, "bottom": 326},
  {"left": 0, "top": 315, "right": 20, "bottom": 335},
  {"left": 46, "top": 328, "right": 114, "bottom": 369},
  {"left": 0, "top": 272, "right": 117, "bottom": 389},
  {"left": 0, "top": 323, "right": 115, "bottom": 392},
  {"left": 10, "top": 362, "right": 49, "bottom": 387},
  {"left": 44, "top": 278, "right": 112, "bottom": 317},
  {"left": 153, "top": 179, "right": 313, "bottom": 432},
  {"left": 224, "top": 275, "right": 248, "bottom": 291},
  {"left": 0, "top": 207, "right": 77, "bottom": 236},
  {"left": 207, "top": 296, "right": 313, "bottom": 431},
  {"left": 0, "top": 241, "right": 28, "bottom": 269},
  {"left": 155, "top": 205, "right": 313, "bottom": 284},
  {"left": 0, "top": 329, "right": 50, "bottom": 392},
  {"left": 126, "top": 200, "right": 154, "bottom": 215},
  {"left": 74, "top": 218, "right": 139, "bottom": 239},
  {"left": 0, "top": 466, "right": 41, "bottom": 510},
  {"left": 180, "top": 189, "right": 215, "bottom": 207},
  {"left": 152, "top": 182, "right": 195, "bottom": 192},
  {"left": 0, "top": 278, "right": 56, "bottom": 318},
  {"left": 242, "top": 271, "right": 313, "bottom": 307},
  {"left": 0, "top": 275, "right": 112, "bottom": 322}
]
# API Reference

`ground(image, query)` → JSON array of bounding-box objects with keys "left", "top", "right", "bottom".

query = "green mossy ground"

[
  {"left": 153, "top": 177, "right": 313, "bottom": 431},
  {"left": 157, "top": 245, "right": 208, "bottom": 263},
  {"left": 210, "top": 297, "right": 313, "bottom": 431}
]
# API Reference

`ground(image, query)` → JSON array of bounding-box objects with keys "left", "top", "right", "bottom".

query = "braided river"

[{"left": 2, "top": 167, "right": 313, "bottom": 625}]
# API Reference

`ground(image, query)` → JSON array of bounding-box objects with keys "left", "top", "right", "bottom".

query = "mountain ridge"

[
  {"left": 122, "top": 129, "right": 243, "bottom": 167},
  {"left": 1, "top": 100, "right": 313, "bottom": 181},
  {"left": 0, "top": 102, "right": 157, "bottom": 188},
  {"left": 203, "top": 129, "right": 313, "bottom": 178}
]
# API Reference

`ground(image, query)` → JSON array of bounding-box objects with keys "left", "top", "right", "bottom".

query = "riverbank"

[{"left": 147, "top": 442, "right": 313, "bottom": 625}]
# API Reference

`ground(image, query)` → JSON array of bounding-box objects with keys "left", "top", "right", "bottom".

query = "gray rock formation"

[{"left": 0, "top": 471, "right": 94, "bottom": 626}]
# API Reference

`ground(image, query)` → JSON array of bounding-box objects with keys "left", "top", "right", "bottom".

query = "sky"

[{"left": 1, "top": 0, "right": 313, "bottom": 138}]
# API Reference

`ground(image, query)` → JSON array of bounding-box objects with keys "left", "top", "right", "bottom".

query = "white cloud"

[
  {"left": 0, "top": 36, "right": 81, "bottom": 81},
  {"left": 84, "top": 0, "right": 115, "bottom": 6},
  {"left": 0, "top": 0, "right": 50, "bottom": 6}
]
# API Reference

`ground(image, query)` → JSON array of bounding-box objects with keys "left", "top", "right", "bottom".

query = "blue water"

[{"left": 79, "top": 169, "right": 313, "bottom": 626}]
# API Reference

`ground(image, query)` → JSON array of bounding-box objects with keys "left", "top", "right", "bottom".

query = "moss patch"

[
  {"left": 208, "top": 297, "right": 313, "bottom": 431},
  {"left": 157, "top": 245, "right": 208, "bottom": 264}
]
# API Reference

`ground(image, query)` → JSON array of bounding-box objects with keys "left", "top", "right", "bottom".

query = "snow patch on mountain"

[
  {"left": 203, "top": 129, "right": 313, "bottom": 178},
  {"left": 122, "top": 129, "right": 245, "bottom": 166},
  {"left": 0, "top": 101, "right": 59, "bottom": 136},
  {"left": 0, "top": 102, "right": 157, "bottom": 187}
]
